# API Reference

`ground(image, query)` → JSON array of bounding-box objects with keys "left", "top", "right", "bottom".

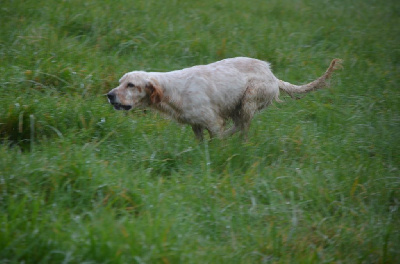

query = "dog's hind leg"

[
  {"left": 235, "top": 95, "right": 259, "bottom": 140},
  {"left": 223, "top": 125, "right": 240, "bottom": 137},
  {"left": 205, "top": 116, "right": 225, "bottom": 139}
]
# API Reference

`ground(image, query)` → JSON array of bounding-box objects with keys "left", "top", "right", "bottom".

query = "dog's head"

[{"left": 107, "top": 72, "right": 163, "bottom": 111}]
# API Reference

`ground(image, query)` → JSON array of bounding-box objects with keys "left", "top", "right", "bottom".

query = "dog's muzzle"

[{"left": 107, "top": 92, "right": 132, "bottom": 111}]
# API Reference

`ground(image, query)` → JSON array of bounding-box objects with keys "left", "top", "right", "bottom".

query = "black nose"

[{"left": 107, "top": 92, "right": 116, "bottom": 102}]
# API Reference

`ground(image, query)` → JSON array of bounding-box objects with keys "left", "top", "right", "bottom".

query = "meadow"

[{"left": 1, "top": 0, "right": 399, "bottom": 263}]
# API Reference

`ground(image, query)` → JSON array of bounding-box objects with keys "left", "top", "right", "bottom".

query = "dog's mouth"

[{"left": 112, "top": 103, "right": 132, "bottom": 111}]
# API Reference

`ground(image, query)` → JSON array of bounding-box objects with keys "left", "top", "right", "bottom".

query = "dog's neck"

[{"left": 150, "top": 78, "right": 186, "bottom": 123}]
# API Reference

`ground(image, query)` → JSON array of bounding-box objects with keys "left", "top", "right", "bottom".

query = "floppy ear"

[{"left": 146, "top": 79, "right": 163, "bottom": 104}]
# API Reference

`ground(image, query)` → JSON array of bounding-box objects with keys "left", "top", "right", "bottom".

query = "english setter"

[{"left": 107, "top": 57, "right": 341, "bottom": 140}]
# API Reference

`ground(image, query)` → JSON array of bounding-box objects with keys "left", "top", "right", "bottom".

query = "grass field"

[{"left": 1, "top": 0, "right": 399, "bottom": 263}]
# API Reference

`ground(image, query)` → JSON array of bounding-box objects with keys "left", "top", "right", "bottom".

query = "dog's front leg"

[{"left": 191, "top": 125, "right": 204, "bottom": 141}]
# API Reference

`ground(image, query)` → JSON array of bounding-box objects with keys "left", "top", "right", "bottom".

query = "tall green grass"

[{"left": 1, "top": 0, "right": 399, "bottom": 263}]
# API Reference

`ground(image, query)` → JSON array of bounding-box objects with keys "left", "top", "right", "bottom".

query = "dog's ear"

[{"left": 146, "top": 79, "right": 163, "bottom": 104}]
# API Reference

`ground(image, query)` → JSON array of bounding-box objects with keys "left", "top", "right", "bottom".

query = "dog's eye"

[{"left": 127, "top": 82, "right": 135, "bottom": 88}]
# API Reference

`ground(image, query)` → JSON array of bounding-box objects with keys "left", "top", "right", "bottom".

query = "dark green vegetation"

[{"left": 1, "top": 0, "right": 399, "bottom": 263}]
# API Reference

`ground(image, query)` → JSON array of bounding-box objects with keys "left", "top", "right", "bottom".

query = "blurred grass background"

[{"left": 1, "top": 0, "right": 399, "bottom": 263}]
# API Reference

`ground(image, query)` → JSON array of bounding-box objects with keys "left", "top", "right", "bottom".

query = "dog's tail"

[{"left": 278, "top": 59, "right": 342, "bottom": 99}]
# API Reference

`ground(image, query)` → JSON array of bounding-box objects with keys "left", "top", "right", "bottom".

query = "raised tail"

[{"left": 278, "top": 59, "right": 343, "bottom": 99}]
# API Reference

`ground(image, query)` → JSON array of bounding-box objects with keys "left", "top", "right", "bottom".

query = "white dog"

[{"left": 107, "top": 57, "right": 341, "bottom": 140}]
